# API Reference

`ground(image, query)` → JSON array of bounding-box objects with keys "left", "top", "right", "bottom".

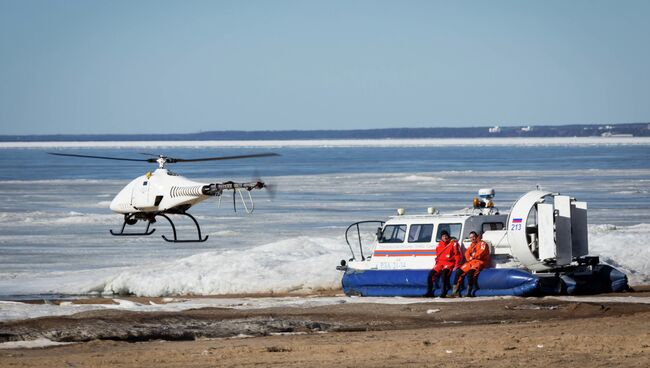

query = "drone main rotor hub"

[{"left": 157, "top": 156, "right": 168, "bottom": 169}]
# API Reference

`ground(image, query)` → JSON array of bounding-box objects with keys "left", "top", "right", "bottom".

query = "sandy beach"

[{"left": 2, "top": 287, "right": 650, "bottom": 367}]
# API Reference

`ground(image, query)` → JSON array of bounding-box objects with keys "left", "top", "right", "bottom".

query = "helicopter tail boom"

[{"left": 201, "top": 181, "right": 266, "bottom": 196}]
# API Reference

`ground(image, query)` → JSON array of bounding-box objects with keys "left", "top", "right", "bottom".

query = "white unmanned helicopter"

[{"left": 49, "top": 152, "right": 279, "bottom": 243}]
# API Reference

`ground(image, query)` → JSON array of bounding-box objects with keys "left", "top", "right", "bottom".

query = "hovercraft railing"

[{"left": 345, "top": 220, "right": 385, "bottom": 261}]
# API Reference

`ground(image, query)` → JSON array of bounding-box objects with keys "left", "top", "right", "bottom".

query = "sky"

[{"left": 1, "top": 0, "right": 649, "bottom": 135}]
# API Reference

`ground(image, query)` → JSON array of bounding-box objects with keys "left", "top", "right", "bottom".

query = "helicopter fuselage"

[{"left": 110, "top": 168, "right": 208, "bottom": 214}]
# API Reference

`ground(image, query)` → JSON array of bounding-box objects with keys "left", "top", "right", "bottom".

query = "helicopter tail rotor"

[{"left": 252, "top": 170, "right": 277, "bottom": 200}]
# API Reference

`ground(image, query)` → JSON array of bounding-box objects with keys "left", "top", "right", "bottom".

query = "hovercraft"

[{"left": 337, "top": 189, "right": 629, "bottom": 297}]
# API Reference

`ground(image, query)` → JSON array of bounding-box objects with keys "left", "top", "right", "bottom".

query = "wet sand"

[{"left": 2, "top": 288, "right": 650, "bottom": 367}]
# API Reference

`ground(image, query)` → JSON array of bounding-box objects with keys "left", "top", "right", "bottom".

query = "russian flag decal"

[{"left": 512, "top": 218, "right": 523, "bottom": 223}]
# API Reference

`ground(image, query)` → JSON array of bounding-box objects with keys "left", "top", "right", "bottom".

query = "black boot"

[
  {"left": 439, "top": 269, "right": 450, "bottom": 298},
  {"left": 465, "top": 270, "right": 476, "bottom": 297},
  {"left": 426, "top": 271, "right": 436, "bottom": 297}
]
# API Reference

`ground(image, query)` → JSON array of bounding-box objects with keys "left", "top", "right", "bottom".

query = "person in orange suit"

[
  {"left": 453, "top": 231, "right": 490, "bottom": 297},
  {"left": 429, "top": 230, "right": 462, "bottom": 297}
]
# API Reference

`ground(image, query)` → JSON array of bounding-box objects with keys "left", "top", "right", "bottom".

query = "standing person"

[
  {"left": 452, "top": 231, "right": 490, "bottom": 297},
  {"left": 429, "top": 230, "right": 462, "bottom": 297}
]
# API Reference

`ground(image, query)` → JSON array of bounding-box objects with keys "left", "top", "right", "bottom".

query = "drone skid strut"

[
  {"left": 110, "top": 214, "right": 156, "bottom": 237},
  {"left": 110, "top": 213, "right": 208, "bottom": 243},
  {"left": 159, "top": 213, "right": 208, "bottom": 243}
]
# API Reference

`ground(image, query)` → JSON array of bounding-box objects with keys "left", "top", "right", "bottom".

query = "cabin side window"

[
  {"left": 482, "top": 222, "right": 505, "bottom": 233},
  {"left": 436, "top": 223, "right": 462, "bottom": 241},
  {"left": 379, "top": 225, "right": 407, "bottom": 243},
  {"left": 408, "top": 224, "right": 434, "bottom": 243}
]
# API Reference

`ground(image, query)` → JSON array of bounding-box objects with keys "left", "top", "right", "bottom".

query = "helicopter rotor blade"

[
  {"left": 48, "top": 152, "right": 153, "bottom": 162},
  {"left": 265, "top": 182, "right": 278, "bottom": 200},
  {"left": 49, "top": 152, "right": 280, "bottom": 164},
  {"left": 252, "top": 169, "right": 262, "bottom": 184},
  {"left": 170, "top": 153, "right": 280, "bottom": 163},
  {"left": 138, "top": 152, "right": 161, "bottom": 157}
]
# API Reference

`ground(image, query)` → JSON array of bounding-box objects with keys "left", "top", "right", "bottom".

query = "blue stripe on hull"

[{"left": 341, "top": 265, "right": 628, "bottom": 297}]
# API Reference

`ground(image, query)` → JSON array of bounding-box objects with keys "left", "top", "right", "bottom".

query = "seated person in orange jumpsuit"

[
  {"left": 452, "top": 231, "right": 490, "bottom": 297},
  {"left": 429, "top": 230, "right": 462, "bottom": 298}
]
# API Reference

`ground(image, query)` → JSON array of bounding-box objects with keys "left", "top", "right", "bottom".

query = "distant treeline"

[{"left": 2, "top": 122, "right": 649, "bottom": 142}]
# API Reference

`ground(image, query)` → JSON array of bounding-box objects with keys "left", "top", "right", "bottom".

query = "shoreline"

[
  {"left": 2, "top": 286, "right": 649, "bottom": 322},
  {"left": 4, "top": 284, "right": 649, "bottom": 304},
  {"left": 0, "top": 288, "right": 345, "bottom": 305}
]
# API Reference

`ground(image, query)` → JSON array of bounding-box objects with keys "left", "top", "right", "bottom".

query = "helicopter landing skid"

[
  {"left": 158, "top": 213, "right": 209, "bottom": 243},
  {"left": 109, "top": 212, "right": 208, "bottom": 243},
  {"left": 110, "top": 214, "right": 156, "bottom": 236}
]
